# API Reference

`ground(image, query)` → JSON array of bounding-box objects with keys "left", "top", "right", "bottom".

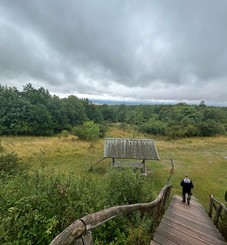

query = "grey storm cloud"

[{"left": 0, "top": 0, "right": 227, "bottom": 104}]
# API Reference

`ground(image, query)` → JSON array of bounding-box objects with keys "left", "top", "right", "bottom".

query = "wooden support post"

[
  {"left": 163, "top": 185, "right": 171, "bottom": 208},
  {"left": 152, "top": 200, "right": 161, "bottom": 228},
  {"left": 208, "top": 194, "right": 213, "bottom": 218},
  {"left": 214, "top": 204, "right": 222, "bottom": 228},
  {"left": 142, "top": 159, "right": 146, "bottom": 174},
  {"left": 112, "top": 157, "right": 115, "bottom": 167}
]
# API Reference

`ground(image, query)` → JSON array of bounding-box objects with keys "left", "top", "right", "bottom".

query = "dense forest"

[{"left": 1, "top": 84, "right": 227, "bottom": 138}]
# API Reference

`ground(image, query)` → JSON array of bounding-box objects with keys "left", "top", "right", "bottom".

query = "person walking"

[{"left": 180, "top": 174, "right": 194, "bottom": 205}]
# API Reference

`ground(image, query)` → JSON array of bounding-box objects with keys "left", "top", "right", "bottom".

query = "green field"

[{"left": 1, "top": 126, "right": 227, "bottom": 211}]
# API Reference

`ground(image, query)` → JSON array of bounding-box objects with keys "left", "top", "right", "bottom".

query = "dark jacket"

[{"left": 180, "top": 178, "right": 194, "bottom": 194}]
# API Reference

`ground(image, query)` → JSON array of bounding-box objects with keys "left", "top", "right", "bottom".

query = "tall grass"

[
  {"left": 1, "top": 131, "right": 227, "bottom": 207},
  {"left": 0, "top": 126, "right": 227, "bottom": 243}
]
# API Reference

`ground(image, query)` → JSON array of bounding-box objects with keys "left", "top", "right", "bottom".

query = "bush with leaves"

[
  {"left": 105, "top": 169, "right": 154, "bottom": 206},
  {"left": 0, "top": 168, "right": 155, "bottom": 244},
  {"left": 98, "top": 123, "right": 108, "bottom": 138},
  {"left": 139, "top": 120, "right": 167, "bottom": 136},
  {"left": 0, "top": 152, "right": 20, "bottom": 172},
  {"left": 92, "top": 169, "right": 154, "bottom": 244},
  {"left": 0, "top": 171, "right": 106, "bottom": 245},
  {"left": 73, "top": 121, "right": 100, "bottom": 141},
  {"left": 60, "top": 129, "right": 69, "bottom": 137}
]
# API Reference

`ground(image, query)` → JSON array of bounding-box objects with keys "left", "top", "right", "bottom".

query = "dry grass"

[{"left": 1, "top": 128, "right": 227, "bottom": 210}]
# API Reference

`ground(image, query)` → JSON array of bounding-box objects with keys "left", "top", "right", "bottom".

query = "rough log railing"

[
  {"left": 50, "top": 183, "right": 172, "bottom": 245},
  {"left": 208, "top": 194, "right": 227, "bottom": 228}
]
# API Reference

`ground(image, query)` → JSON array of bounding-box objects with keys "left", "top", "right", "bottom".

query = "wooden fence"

[
  {"left": 208, "top": 194, "right": 227, "bottom": 228},
  {"left": 50, "top": 183, "right": 172, "bottom": 245}
]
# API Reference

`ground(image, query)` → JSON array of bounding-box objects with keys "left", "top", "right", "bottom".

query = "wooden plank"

[
  {"left": 165, "top": 208, "right": 219, "bottom": 231},
  {"left": 152, "top": 233, "right": 179, "bottom": 245},
  {"left": 162, "top": 215, "right": 223, "bottom": 240},
  {"left": 167, "top": 197, "right": 225, "bottom": 241},
  {"left": 167, "top": 197, "right": 222, "bottom": 228},
  {"left": 154, "top": 226, "right": 209, "bottom": 245},
  {"left": 150, "top": 240, "right": 161, "bottom": 245},
  {"left": 154, "top": 234, "right": 180, "bottom": 245},
  {"left": 151, "top": 195, "right": 227, "bottom": 245},
  {"left": 159, "top": 220, "right": 226, "bottom": 245}
]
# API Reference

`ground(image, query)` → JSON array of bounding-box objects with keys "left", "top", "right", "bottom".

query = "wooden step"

[{"left": 151, "top": 195, "right": 227, "bottom": 245}]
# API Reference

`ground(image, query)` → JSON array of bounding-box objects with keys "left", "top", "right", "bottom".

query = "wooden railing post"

[
  {"left": 152, "top": 199, "right": 161, "bottom": 228},
  {"left": 208, "top": 194, "right": 214, "bottom": 218},
  {"left": 214, "top": 204, "right": 223, "bottom": 228},
  {"left": 208, "top": 193, "right": 227, "bottom": 232},
  {"left": 163, "top": 185, "right": 171, "bottom": 207}
]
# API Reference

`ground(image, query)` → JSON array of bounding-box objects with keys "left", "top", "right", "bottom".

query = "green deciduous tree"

[
  {"left": 126, "top": 110, "right": 144, "bottom": 125},
  {"left": 0, "top": 86, "right": 33, "bottom": 135},
  {"left": 81, "top": 99, "right": 103, "bottom": 123},
  {"left": 28, "top": 104, "right": 54, "bottom": 135},
  {"left": 199, "top": 120, "right": 225, "bottom": 136},
  {"left": 139, "top": 120, "right": 166, "bottom": 136},
  {"left": 62, "top": 96, "right": 88, "bottom": 126},
  {"left": 47, "top": 95, "right": 68, "bottom": 133}
]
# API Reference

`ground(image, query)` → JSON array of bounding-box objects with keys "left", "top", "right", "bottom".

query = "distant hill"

[{"left": 91, "top": 99, "right": 175, "bottom": 105}]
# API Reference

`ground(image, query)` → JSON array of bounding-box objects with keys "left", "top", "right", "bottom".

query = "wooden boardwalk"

[{"left": 150, "top": 195, "right": 227, "bottom": 245}]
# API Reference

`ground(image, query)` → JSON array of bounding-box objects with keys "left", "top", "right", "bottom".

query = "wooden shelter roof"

[{"left": 104, "top": 138, "right": 160, "bottom": 160}]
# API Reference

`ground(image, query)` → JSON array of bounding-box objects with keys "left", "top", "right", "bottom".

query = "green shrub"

[
  {"left": 219, "top": 213, "right": 227, "bottom": 241},
  {"left": 0, "top": 171, "right": 105, "bottom": 245},
  {"left": 60, "top": 129, "right": 69, "bottom": 137},
  {"left": 98, "top": 123, "right": 108, "bottom": 138},
  {"left": 0, "top": 152, "right": 20, "bottom": 172},
  {"left": 92, "top": 169, "right": 154, "bottom": 244},
  {"left": 0, "top": 140, "right": 4, "bottom": 153},
  {"left": 93, "top": 210, "right": 153, "bottom": 245},
  {"left": 93, "top": 217, "right": 128, "bottom": 245},
  {"left": 73, "top": 121, "right": 100, "bottom": 141},
  {"left": 125, "top": 212, "right": 153, "bottom": 245},
  {"left": 118, "top": 122, "right": 128, "bottom": 131},
  {"left": 0, "top": 168, "right": 155, "bottom": 244},
  {"left": 139, "top": 120, "right": 166, "bottom": 136},
  {"left": 105, "top": 169, "right": 154, "bottom": 206}
]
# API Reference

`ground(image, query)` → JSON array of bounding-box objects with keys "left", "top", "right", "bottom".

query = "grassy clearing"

[
  {"left": 1, "top": 128, "right": 227, "bottom": 211},
  {"left": 156, "top": 136, "right": 227, "bottom": 209}
]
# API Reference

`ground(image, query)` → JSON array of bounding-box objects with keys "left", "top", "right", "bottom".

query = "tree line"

[{"left": 1, "top": 84, "right": 227, "bottom": 138}]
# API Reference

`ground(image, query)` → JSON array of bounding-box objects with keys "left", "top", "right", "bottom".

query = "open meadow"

[{"left": 1, "top": 126, "right": 227, "bottom": 211}]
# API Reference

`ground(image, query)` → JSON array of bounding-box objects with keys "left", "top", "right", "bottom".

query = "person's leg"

[
  {"left": 187, "top": 193, "right": 191, "bottom": 205},
  {"left": 182, "top": 191, "right": 186, "bottom": 202}
]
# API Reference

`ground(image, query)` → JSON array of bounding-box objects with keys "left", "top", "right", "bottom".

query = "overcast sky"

[{"left": 1, "top": 1, "right": 227, "bottom": 105}]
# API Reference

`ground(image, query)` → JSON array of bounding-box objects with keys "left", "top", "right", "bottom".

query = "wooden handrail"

[
  {"left": 50, "top": 183, "right": 172, "bottom": 245},
  {"left": 208, "top": 194, "right": 227, "bottom": 228}
]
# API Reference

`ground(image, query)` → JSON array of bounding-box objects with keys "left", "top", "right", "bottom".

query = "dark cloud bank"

[{"left": 0, "top": 0, "right": 227, "bottom": 105}]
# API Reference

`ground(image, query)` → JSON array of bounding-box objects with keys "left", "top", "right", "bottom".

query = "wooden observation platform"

[{"left": 150, "top": 195, "right": 227, "bottom": 245}]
